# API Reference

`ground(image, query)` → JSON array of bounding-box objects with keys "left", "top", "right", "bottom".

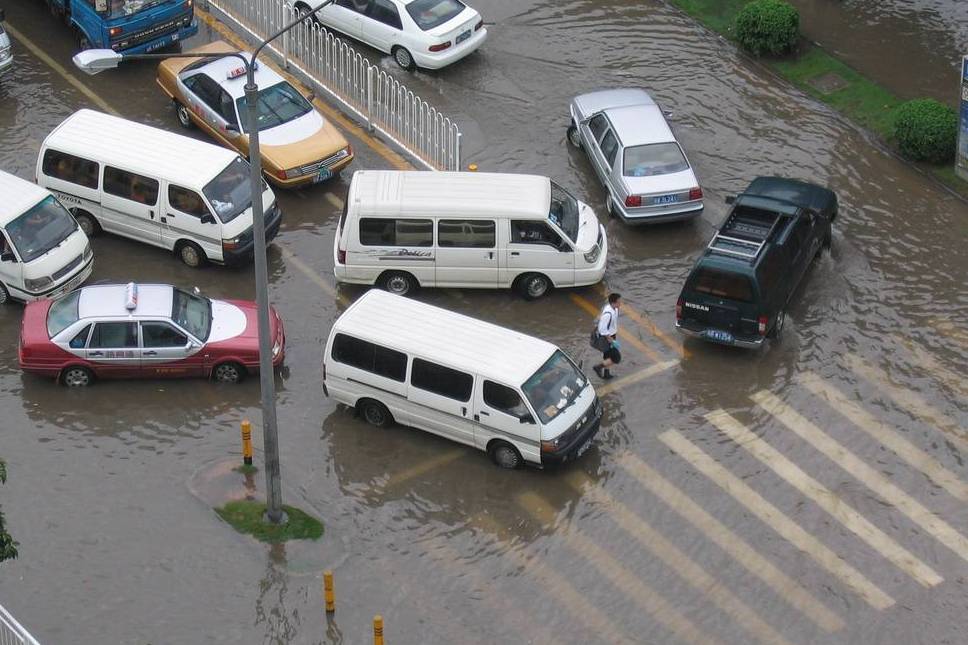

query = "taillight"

[
  {"left": 758, "top": 315, "right": 768, "bottom": 336},
  {"left": 109, "top": 26, "right": 123, "bottom": 37},
  {"left": 675, "top": 298, "right": 683, "bottom": 321},
  {"left": 346, "top": 143, "right": 353, "bottom": 157},
  {"left": 689, "top": 187, "right": 703, "bottom": 201},
  {"left": 625, "top": 195, "right": 642, "bottom": 208},
  {"left": 337, "top": 248, "right": 346, "bottom": 264},
  {"left": 429, "top": 41, "right": 452, "bottom": 52},
  {"left": 475, "top": 19, "right": 484, "bottom": 31}
]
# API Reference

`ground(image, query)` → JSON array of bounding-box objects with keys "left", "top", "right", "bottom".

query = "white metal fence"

[
  {"left": 0, "top": 603, "right": 41, "bottom": 645},
  {"left": 201, "top": 0, "right": 462, "bottom": 171}
]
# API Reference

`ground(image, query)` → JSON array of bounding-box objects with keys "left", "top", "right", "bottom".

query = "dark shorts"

[{"left": 603, "top": 347, "right": 622, "bottom": 363}]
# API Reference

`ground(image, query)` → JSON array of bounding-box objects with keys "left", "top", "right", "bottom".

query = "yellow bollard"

[
  {"left": 373, "top": 615, "right": 384, "bottom": 645},
  {"left": 323, "top": 570, "right": 335, "bottom": 613},
  {"left": 468, "top": 163, "right": 478, "bottom": 172},
  {"left": 241, "top": 419, "right": 253, "bottom": 466}
]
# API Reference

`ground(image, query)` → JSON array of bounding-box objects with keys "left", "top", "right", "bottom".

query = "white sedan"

[{"left": 297, "top": 0, "right": 486, "bottom": 71}]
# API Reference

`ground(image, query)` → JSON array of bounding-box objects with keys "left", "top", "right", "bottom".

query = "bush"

[
  {"left": 893, "top": 99, "right": 958, "bottom": 164},
  {"left": 735, "top": 0, "right": 800, "bottom": 57}
]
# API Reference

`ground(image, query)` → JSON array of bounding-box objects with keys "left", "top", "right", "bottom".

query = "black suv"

[{"left": 675, "top": 177, "right": 837, "bottom": 349}]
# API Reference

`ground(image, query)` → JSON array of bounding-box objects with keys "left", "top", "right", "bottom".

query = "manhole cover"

[{"left": 809, "top": 71, "right": 849, "bottom": 94}]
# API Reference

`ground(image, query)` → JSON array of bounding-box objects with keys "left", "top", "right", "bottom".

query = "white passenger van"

[
  {"left": 0, "top": 9, "right": 13, "bottom": 77},
  {"left": 36, "top": 109, "right": 281, "bottom": 268},
  {"left": 333, "top": 170, "right": 607, "bottom": 299},
  {"left": 0, "top": 170, "right": 92, "bottom": 305},
  {"left": 322, "top": 290, "right": 603, "bottom": 469}
]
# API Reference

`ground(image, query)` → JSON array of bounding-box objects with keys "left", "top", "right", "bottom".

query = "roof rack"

[{"left": 707, "top": 206, "right": 790, "bottom": 262}]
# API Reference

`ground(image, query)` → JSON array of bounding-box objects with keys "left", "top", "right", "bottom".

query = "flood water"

[{"left": 0, "top": 1, "right": 966, "bottom": 644}]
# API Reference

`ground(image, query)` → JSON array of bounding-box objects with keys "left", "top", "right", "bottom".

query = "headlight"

[
  {"left": 272, "top": 339, "right": 282, "bottom": 358},
  {"left": 0, "top": 47, "right": 11, "bottom": 62},
  {"left": 83, "top": 243, "right": 93, "bottom": 261},
  {"left": 24, "top": 276, "right": 53, "bottom": 292},
  {"left": 583, "top": 245, "right": 601, "bottom": 264}
]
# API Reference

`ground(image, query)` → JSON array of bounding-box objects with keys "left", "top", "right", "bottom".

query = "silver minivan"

[
  {"left": 568, "top": 88, "right": 703, "bottom": 224},
  {"left": 0, "top": 9, "right": 13, "bottom": 76}
]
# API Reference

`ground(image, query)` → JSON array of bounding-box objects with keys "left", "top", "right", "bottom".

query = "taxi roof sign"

[
  {"left": 124, "top": 282, "right": 138, "bottom": 311},
  {"left": 226, "top": 61, "right": 258, "bottom": 80}
]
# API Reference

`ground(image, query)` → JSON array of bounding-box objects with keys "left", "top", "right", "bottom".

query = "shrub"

[
  {"left": 893, "top": 99, "right": 958, "bottom": 164},
  {"left": 735, "top": 0, "right": 800, "bottom": 57}
]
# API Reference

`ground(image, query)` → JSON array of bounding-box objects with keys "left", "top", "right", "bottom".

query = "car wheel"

[
  {"left": 62, "top": 366, "right": 94, "bottom": 387},
  {"left": 380, "top": 271, "right": 416, "bottom": 297},
  {"left": 517, "top": 273, "right": 551, "bottom": 300},
  {"left": 178, "top": 241, "right": 206, "bottom": 268},
  {"left": 567, "top": 124, "right": 582, "bottom": 148},
  {"left": 358, "top": 399, "right": 393, "bottom": 428},
  {"left": 392, "top": 46, "right": 416, "bottom": 71},
  {"left": 0, "top": 283, "right": 10, "bottom": 306},
  {"left": 77, "top": 32, "right": 91, "bottom": 51},
  {"left": 605, "top": 193, "right": 616, "bottom": 218},
  {"left": 769, "top": 310, "right": 785, "bottom": 340},
  {"left": 213, "top": 362, "right": 245, "bottom": 384},
  {"left": 73, "top": 210, "right": 100, "bottom": 237},
  {"left": 175, "top": 101, "right": 195, "bottom": 129},
  {"left": 488, "top": 440, "right": 523, "bottom": 469}
]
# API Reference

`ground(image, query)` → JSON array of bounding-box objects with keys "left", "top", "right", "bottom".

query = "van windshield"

[
  {"left": 5, "top": 196, "right": 78, "bottom": 264},
  {"left": 235, "top": 81, "right": 313, "bottom": 133},
  {"left": 203, "top": 157, "right": 254, "bottom": 223},
  {"left": 100, "top": 0, "right": 170, "bottom": 19},
  {"left": 690, "top": 267, "right": 755, "bottom": 302},
  {"left": 549, "top": 181, "right": 580, "bottom": 243},
  {"left": 522, "top": 350, "right": 586, "bottom": 424}
]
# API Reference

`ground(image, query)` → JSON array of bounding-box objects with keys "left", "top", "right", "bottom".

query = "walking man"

[{"left": 593, "top": 293, "right": 622, "bottom": 379}]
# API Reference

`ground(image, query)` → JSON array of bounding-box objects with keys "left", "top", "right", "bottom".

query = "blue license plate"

[
  {"left": 653, "top": 194, "right": 680, "bottom": 205},
  {"left": 314, "top": 167, "right": 333, "bottom": 184},
  {"left": 456, "top": 29, "right": 471, "bottom": 44},
  {"left": 703, "top": 329, "right": 734, "bottom": 344}
]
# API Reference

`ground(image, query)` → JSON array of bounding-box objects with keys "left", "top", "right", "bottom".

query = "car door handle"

[
  {"left": 510, "top": 251, "right": 520, "bottom": 256},
  {"left": 461, "top": 406, "right": 467, "bottom": 416},
  {"left": 143, "top": 351, "right": 158, "bottom": 356},
  {"left": 149, "top": 210, "right": 155, "bottom": 219},
  {"left": 88, "top": 351, "right": 104, "bottom": 357},
  {"left": 487, "top": 251, "right": 493, "bottom": 259},
  {"left": 479, "top": 410, "right": 489, "bottom": 416}
]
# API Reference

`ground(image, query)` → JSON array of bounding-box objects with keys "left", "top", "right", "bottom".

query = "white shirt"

[{"left": 597, "top": 303, "right": 619, "bottom": 337}]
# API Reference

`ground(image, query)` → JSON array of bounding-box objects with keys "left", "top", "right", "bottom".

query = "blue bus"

[{"left": 46, "top": 0, "right": 198, "bottom": 54}]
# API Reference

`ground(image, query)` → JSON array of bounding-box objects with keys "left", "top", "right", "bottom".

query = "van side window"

[
  {"left": 359, "top": 218, "right": 433, "bottom": 247},
  {"left": 88, "top": 322, "right": 139, "bottom": 349},
  {"left": 483, "top": 381, "right": 529, "bottom": 417},
  {"left": 588, "top": 114, "right": 608, "bottom": 143},
  {"left": 168, "top": 185, "right": 211, "bottom": 218},
  {"left": 42, "top": 149, "right": 99, "bottom": 189},
  {"left": 600, "top": 130, "right": 619, "bottom": 167},
  {"left": 411, "top": 358, "right": 472, "bottom": 402},
  {"left": 104, "top": 167, "right": 159, "bottom": 206},
  {"left": 69, "top": 324, "right": 92, "bottom": 349},
  {"left": 332, "top": 333, "right": 407, "bottom": 382},
  {"left": 437, "top": 220, "right": 495, "bottom": 248},
  {"left": 510, "top": 220, "right": 563, "bottom": 247}
]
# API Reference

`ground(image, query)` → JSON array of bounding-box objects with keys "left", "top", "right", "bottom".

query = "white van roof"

[
  {"left": 350, "top": 170, "right": 552, "bottom": 219},
  {"left": 41, "top": 109, "right": 240, "bottom": 188},
  {"left": 0, "top": 170, "right": 51, "bottom": 226},
  {"left": 334, "top": 290, "right": 559, "bottom": 386}
]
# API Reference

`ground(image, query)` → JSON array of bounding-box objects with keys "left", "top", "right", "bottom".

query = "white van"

[
  {"left": 0, "top": 9, "right": 13, "bottom": 76},
  {"left": 37, "top": 109, "right": 281, "bottom": 268},
  {"left": 0, "top": 170, "right": 92, "bottom": 305},
  {"left": 333, "top": 170, "right": 607, "bottom": 299},
  {"left": 322, "top": 290, "right": 603, "bottom": 468}
]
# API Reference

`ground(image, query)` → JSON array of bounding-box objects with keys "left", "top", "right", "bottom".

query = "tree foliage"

[
  {"left": 734, "top": 0, "right": 800, "bottom": 57},
  {"left": 1, "top": 458, "right": 18, "bottom": 563},
  {"left": 893, "top": 99, "right": 958, "bottom": 164}
]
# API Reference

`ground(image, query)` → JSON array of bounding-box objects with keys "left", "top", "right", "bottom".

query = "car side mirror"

[
  {"left": 519, "top": 413, "right": 535, "bottom": 424},
  {"left": 200, "top": 214, "right": 216, "bottom": 225},
  {"left": 0, "top": 251, "right": 16, "bottom": 263},
  {"left": 725, "top": 195, "right": 736, "bottom": 205},
  {"left": 306, "top": 92, "right": 315, "bottom": 102},
  {"left": 185, "top": 341, "right": 201, "bottom": 351},
  {"left": 559, "top": 241, "right": 572, "bottom": 252}
]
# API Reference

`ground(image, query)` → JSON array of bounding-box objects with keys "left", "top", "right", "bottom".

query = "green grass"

[
  {"left": 215, "top": 500, "right": 323, "bottom": 543},
  {"left": 666, "top": 0, "right": 968, "bottom": 197},
  {"left": 233, "top": 464, "right": 259, "bottom": 475}
]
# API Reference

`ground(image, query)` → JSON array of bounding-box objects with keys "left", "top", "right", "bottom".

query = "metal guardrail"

[
  {"left": 0, "top": 602, "right": 41, "bottom": 645},
  {"left": 202, "top": 0, "right": 462, "bottom": 171}
]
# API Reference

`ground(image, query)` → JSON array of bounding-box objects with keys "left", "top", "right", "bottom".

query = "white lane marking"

[
  {"left": 597, "top": 359, "right": 679, "bottom": 396},
  {"left": 325, "top": 193, "right": 344, "bottom": 209},
  {"left": 518, "top": 491, "right": 724, "bottom": 645},
  {"left": 567, "top": 472, "right": 797, "bottom": 645},
  {"left": 895, "top": 337, "right": 968, "bottom": 398},
  {"left": 617, "top": 453, "right": 844, "bottom": 633},
  {"left": 801, "top": 373, "right": 968, "bottom": 502},
  {"left": 753, "top": 390, "right": 968, "bottom": 566},
  {"left": 659, "top": 429, "right": 895, "bottom": 610},
  {"left": 474, "top": 514, "right": 635, "bottom": 644},
  {"left": 845, "top": 354, "right": 968, "bottom": 453}
]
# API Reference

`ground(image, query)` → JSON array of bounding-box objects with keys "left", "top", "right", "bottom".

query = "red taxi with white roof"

[{"left": 18, "top": 283, "right": 285, "bottom": 387}]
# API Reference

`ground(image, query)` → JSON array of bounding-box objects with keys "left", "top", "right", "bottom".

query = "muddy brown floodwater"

[{"left": 1, "top": 1, "right": 966, "bottom": 644}]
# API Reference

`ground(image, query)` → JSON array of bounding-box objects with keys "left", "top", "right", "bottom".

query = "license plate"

[
  {"left": 653, "top": 194, "right": 680, "bottom": 205},
  {"left": 575, "top": 438, "right": 593, "bottom": 459},
  {"left": 314, "top": 167, "right": 333, "bottom": 183},
  {"left": 456, "top": 29, "right": 471, "bottom": 44},
  {"left": 703, "top": 329, "right": 735, "bottom": 344}
]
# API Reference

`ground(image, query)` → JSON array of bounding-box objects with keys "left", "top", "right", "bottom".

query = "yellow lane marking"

[
  {"left": 707, "top": 410, "right": 943, "bottom": 588},
  {"left": 383, "top": 449, "right": 465, "bottom": 490},
  {"left": 5, "top": 23, "right": 120, "bottom": 116},
  {"left": 659, "top": 429, "right": 895, "bottom": 610},
  {"left": 801, "top": 374, "right": 968, "bottom": 502},
  {"left": 474, "top": 514, "right": 634, "bottom": 644},
  {"left": 896, "top": 337, "right": 968, "bottom": 398},
  {"left": 753, "top": 390, "right": 968, "bottom": 565},
  {"left": 195, "top": 9, "right": 413, "bottom": 171},
  {"left": 570, "top": 294, "right": 662, "bottom": 363},
  {"left": 325, "top": 192, "right": 345, "bottom": 210},
  {"left": 594, "top": 283, "right": 689, "bottom": 358},
  {"left": 617, "top": 453, "right": 844, "bottom": 633},
  {"left": 596, "top": 359, "right": 679, "bottom": 396},
  {"left": 565, "top": 472, "right": 796, "bottom": 645},
  {"left": 927, "top": 318, "right": 968, "bottom": 349},
  {"left": 844, "top": 354, "right": 968, "bottom": 452},
  {"left": 277, "top": 246, "right": 344, "bottom": 303},
  {"left": 518, "top": 491, "right": 724, "bottom": 645}
]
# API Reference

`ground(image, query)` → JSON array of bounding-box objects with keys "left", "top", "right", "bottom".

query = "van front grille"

[{"left": 52, "top": 254, "right": 83, "bottom": 281}]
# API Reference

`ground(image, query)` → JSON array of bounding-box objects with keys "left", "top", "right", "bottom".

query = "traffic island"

[{"left": 215, "top": 500, "right": 323, "bottom": 544}]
